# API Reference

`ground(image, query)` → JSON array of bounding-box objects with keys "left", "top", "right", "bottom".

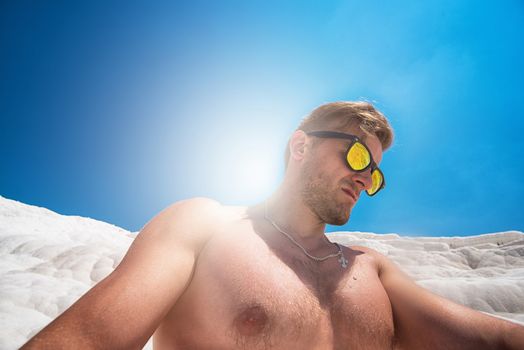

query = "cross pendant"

[{"left": 339, "top": 254, "right": 348, "bottom": 268}]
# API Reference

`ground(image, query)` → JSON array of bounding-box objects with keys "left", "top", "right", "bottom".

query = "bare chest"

[{"left": 155, "top": 230, "right": 395, "bottom": 350}]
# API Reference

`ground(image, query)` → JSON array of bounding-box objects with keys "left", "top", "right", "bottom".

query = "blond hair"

[{"left": 284, "top": 101, "right": 394, "bottom": 167}]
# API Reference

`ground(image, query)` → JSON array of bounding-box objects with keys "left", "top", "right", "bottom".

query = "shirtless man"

[{"left": 22, "top": 102, "right": 524, "bottom": 349}]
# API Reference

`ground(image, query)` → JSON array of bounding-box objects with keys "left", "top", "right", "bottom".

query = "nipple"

[{"left": 234, "top": 305, "right": 269, "bottom": 336}]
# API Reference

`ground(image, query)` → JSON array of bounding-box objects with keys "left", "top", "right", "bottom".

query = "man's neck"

[{"left": 264, "top": 185, "right": 327, "bottom": 242}]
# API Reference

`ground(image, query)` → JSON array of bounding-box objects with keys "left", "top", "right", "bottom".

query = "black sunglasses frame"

[{"left": 305, "top": 130, "right": 385, "bottom": 196}]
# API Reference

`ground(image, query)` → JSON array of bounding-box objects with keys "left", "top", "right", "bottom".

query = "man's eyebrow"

[{"left": 357, "top": 133, "right": 369, "bottom": 143}]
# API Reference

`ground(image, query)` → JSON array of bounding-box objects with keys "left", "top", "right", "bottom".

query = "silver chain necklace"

[{"left": 264, "top": 202, "right": 348, "bottom": 268}]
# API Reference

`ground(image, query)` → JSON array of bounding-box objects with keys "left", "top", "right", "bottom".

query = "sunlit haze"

[{"left": 1, "top": 1, "right": 523, "bottom": 236}]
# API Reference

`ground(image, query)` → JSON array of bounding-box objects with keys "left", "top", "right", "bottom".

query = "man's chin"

[
  {"left": 330, "top": 216, "right": 350, "bottom": 226},
  {"left": 326, "top": 210, "right": 351, "bottom": 226}
]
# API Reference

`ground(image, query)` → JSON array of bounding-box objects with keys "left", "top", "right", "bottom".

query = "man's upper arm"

[
  {"left": 374, "top": 250, "right": 524, "bottom": 350},
  {"left": 22, "top": 197, "right": 221, "bottom": 350}
]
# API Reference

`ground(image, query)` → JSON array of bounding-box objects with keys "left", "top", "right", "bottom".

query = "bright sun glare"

[{"left": 210, "top": 141, "right": 281, "bottom": 202}]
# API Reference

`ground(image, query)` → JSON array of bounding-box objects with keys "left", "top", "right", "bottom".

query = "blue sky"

[{"left": 1, "top": 1, "right": 523, "bottom": 236}]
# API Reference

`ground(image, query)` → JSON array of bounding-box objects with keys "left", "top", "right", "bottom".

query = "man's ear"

[{"left": 289, "top": 130, "right": 308, "bottom": 162}]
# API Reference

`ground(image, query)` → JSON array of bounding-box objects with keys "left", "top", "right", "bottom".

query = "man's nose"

[{"left": 352, "top": 169, "right": 373, "bottom": 191}]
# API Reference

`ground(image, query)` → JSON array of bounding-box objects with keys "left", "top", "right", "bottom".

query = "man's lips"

[{"left": 342, "top": 188, "right": 358, "bottom": 201}]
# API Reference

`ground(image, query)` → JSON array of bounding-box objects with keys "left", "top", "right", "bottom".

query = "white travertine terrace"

[{"left": 1, "top": 196, "right": 523, "bottom": 349}]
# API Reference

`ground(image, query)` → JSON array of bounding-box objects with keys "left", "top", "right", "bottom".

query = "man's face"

[{"left": 299, "top": 127, "right": 383, "bottom": 225}]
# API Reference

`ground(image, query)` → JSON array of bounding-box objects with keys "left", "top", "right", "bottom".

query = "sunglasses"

[{"left": 306, "top": 131, "right": 385, "bottom": 196}]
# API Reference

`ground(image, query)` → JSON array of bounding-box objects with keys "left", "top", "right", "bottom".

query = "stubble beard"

[{"left": 300, "top": 161, "right": 352, "bottom": 226}]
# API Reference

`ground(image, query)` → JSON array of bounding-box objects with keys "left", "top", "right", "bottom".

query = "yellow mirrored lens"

[
  {"left": 368, "top": 169, "right": 383, "bottom": 195},
  {"left": 346, "top": 142, "right": 370, "bottom": 170}
]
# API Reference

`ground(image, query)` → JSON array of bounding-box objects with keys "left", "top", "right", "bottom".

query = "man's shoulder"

[
  {"left": 151, "top": 197, "right": 252, "bottom": 258},
  {"left": 346, "top": 244, "right": 382, "bottom": 257},
  {"left": 162, "top": 197, "right": 223, "bottom": 217},
  {"left": 344, "top": 244, "right": 391, "bottom": 270},
  {"left": 143, "top": 197, "right": 245, "bottom": 243},
  {"left": 160, "top": 197, "right": 245, "bottom": 224}
]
